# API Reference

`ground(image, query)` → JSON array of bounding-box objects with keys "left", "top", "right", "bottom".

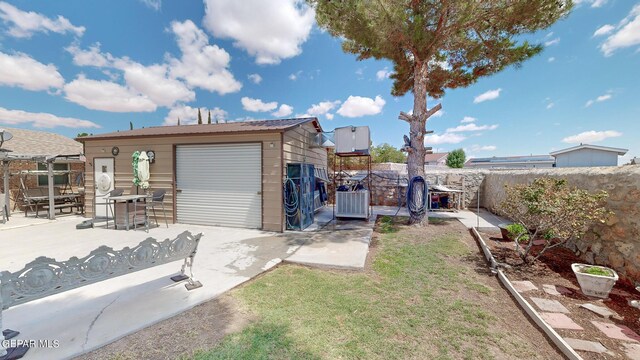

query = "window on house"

[{"left": 37, "top": 163, "right": 70, "bottom": 187}]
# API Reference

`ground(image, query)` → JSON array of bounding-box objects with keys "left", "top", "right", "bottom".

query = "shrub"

[
  {"left": 446, "top": 149, "right": 466, "bottom": 168},
  {"left": 500, "top": 178, "right": 612, "bottom": 264},
  {"left": 506, "top": 223, "right": 529, "bottom": 243}
]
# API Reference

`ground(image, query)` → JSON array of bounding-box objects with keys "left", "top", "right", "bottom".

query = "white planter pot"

[{"left": 572, "top": 263, "right": 619, "bottom": 299}]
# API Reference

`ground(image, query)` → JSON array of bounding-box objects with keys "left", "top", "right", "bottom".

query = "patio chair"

[{"left": 145, "top": 189, "right": 168, "bottom": 228}]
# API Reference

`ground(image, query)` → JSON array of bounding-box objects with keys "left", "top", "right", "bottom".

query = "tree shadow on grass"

[{"left": 189, "top": 321, "right": 320, "bottom": 360}]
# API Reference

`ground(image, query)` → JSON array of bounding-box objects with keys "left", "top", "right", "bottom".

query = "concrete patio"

[{"left": 1, "top": 215, "right": 303, "bottom": 360}]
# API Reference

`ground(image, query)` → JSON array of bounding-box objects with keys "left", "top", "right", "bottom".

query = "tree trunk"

[{"left": 407, "top": 62, "right": 429, "bottom": 225}]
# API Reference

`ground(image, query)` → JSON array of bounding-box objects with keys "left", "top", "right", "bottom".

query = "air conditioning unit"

[
  {"left": 334, "top": 126, "right": 370, "bottom": 155},
  {"left": 336, "top": 190, "right": 370, "bottom": 219}
]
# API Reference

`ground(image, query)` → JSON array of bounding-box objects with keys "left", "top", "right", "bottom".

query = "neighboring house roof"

[
  {"left": 424, "top": 152, "right": 448, "bottom": 163},
  {"left": 550, "top": 144, "right": 628, "bottom": 157},
  {"left": 77, "top": 117, "right": 321, "bottom": 141},
  {"left": 466, "top": 155, "right": 555, "bottom": 166},
  {"left": 0, "top": 127, "right": 82, "bottom": 157}
]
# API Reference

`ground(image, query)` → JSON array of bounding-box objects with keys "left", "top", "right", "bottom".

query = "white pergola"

[{"left": 1, "top": 150, "right": 84, "bottom": 220}]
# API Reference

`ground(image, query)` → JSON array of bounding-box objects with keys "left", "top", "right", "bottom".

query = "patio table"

[
  {"left": 105, "top": 194, "right": 150, "bottom": 231},
  {"left": 27, "top": 193, "right": 82, "bottom": 217}
]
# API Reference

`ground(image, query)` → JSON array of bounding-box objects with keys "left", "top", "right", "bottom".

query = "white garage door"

[{"left": 176, "top": 143, "right": 262, "bottom": 228}]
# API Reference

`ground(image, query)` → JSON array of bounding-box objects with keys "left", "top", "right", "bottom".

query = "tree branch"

[
  {"left": 425, "top": 103, "right": 442, "bottom": 119},
  {"left": 398, "top": 111, "right": 415, "bottom": 123}
]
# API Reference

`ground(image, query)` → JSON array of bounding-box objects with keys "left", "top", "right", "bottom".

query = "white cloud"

[
  {"left": 325, "top": 113, "right": 334, "bottom": 120},
  {"left": 248, "top": 73, "right": 262, "bottom": 84},
  {"left": 470, "top": 144, "right": 497, "bottom": 152},
  {"left": 0, "top": 1, "right": 85, "bottom": 38},
  {"left": 376, "top": 67, "right": 392, "bottom": 81},
  {"left": 272, "top": 104, "right": 293, "bottom": 117},
  {"left": 337, "top": 95, "right": 385, "bottom": 117},
  {"left": 460, "top": 116, "right": 476, "bottom": 123},
  {"left": 562, "top": 130, "right": 622, "bottom": 144},
  {"left": 593, "top": 24, "right": 615, "bottom": 37},
  {"left": 241, "top": 97, "right": 278, "bottom": 112},
  {"left": 473, "top": 88, "right": 501, "bottom": 103},
  {"left": 139, "top": 0, "right": 161, "bottom": 10},
  {"left": 591, "top": 0, "right": 609, "bottom": 8},
  {"left": 66, "top": 44, "right": 111, "bottom": 67},
  {"left": 544, "top": 38, "right": 561, "bottom": 46},
  {"left": 0, "top": 51, "right": 64, "bottom": 91},
  {"left": 66, "top": 44, "right": 195, "bottom": 107},
  {"left": 446, "top": 123, "right": 498, "bottom": 133},
  {"left": 546, "top": 102, "right": 555, "bottom": 109},
  {"left": 600, "top": 4, "right": 640, "bottom": 56},
  {"left": 168, "top": 20, "right": 242, "bottom": 94},
  {"left": 164, "top": 105, "right": 227, "bottom": 125},
  {"left": 288, "top": 70, "right": 302, "bottom": 81},
  {"left": 64, "top": 75, "right": 157, "bottom": 112},
  {"left": 0, "top": 106, "right": 99, "bottom": 128},
  {"left": 306, "top": 100, "right": 340, "bottom": 116},
  {"left": 424, "top": 133, "right": 466, "bottom": 145},
  {"left": 574, "top": 0, "right": 609, "bottom": 8},
  {"left": 203, "top": 0, "right": 315, "bottom": 65},
  {"left": 117, "top": 61, "right": 195, "bottom": 107},
  {"left": 585, "top": 92, "right": 612, "bottom": 107},
  {"left": 548, "top": 57, "right": 555, "bottom": 62},
  {"left": 355, "top": 68, "right": 364, "bottom": 76},
  {"left": 67, "top": 24, "right": 241, "bottom": 108}
]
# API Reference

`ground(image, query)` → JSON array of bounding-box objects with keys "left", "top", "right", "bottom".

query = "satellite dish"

[{"left": 0, "top": 129, "right": 13, "bottom": 148}]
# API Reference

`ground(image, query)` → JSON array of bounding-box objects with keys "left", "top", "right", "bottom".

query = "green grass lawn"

[{"left": 190, "top": 217, "right": 503, "bottom": 360}]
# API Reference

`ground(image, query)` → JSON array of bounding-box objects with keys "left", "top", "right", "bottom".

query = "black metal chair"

[{"left": 145, "top": 189, "right": 168, "bottom": 228}]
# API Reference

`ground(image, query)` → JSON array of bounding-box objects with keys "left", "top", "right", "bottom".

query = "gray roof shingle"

[{"left": 0, "top": 127, "right": 82, "bottom": 157}]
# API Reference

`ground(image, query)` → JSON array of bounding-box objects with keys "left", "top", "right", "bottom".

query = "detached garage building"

[{"left": 78, "top": 118, "right": 327, "bottom": 232}]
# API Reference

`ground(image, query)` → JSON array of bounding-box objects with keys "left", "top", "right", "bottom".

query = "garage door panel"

[{"left": 176, "top": 143, "right": 262, "bottom": 228}]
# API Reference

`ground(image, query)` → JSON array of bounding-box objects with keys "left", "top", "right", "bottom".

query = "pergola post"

[
  {"left": 47, "top": 160, "right": 55, "bottom": 220},
  {"left": 2, "top": 160, "right": 9, "bottom": 219}
]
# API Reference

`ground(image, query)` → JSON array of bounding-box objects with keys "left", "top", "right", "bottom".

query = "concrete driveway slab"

[{"left": 1, "top": 217, "right": 302, "bottom": 360}]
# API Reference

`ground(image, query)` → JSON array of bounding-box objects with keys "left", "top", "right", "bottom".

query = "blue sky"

[{"left": 0, "top": 0, "right": 638, "bottom": 163}]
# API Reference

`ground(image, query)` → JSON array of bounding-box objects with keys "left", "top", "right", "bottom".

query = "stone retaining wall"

[
  {"left": 482, "top": 166, "right": 640, "bottom": 283},
  {"left": 329, "top": 166, "right": 489, "bottom": 208}
]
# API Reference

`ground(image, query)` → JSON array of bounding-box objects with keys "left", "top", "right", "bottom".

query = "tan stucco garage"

[{"left": 78, "top": 118, "right": 327, "bottom": 232}]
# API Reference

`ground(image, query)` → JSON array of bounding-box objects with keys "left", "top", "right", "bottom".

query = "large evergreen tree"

[
  {"left": 309, "top": 0, "right": 572, "bottom": 223},
  {"left": 197, "top": 108, "right": 203, "bottom": 124},
  {"left": 208, "top": 110, "right": 212, "bottom": 124}
]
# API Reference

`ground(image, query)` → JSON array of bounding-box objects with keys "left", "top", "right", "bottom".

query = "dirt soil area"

[{"left": 481, "top": 229, "right": 640, "bottom": 360}]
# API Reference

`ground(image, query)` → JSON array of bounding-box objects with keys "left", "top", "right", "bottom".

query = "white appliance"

[{"left": 334, "top": 126, "right": 370, "bottom": 155}]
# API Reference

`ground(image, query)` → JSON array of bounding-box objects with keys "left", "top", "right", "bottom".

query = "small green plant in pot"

[
  {"left": 572, "top": 263, "right": 618, "bottom": 298},
  {"left": 500, "top": 178, "right": 612, "bottom": 265}
]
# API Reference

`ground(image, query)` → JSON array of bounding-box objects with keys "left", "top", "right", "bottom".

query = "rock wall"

[
  {"left": 329, "top": 165, "right": 489, "bottom": 208},
  {"left": 482, "top": 166, "right": 640, "bottom": 283}
]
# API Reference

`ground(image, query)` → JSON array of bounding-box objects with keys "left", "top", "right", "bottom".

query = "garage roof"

[
  {"left": 77, "top": 117, "right": 321, "bottom": 141},
  {"left": 550, "top": 144, "right": 628, "bottom": 156}
]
